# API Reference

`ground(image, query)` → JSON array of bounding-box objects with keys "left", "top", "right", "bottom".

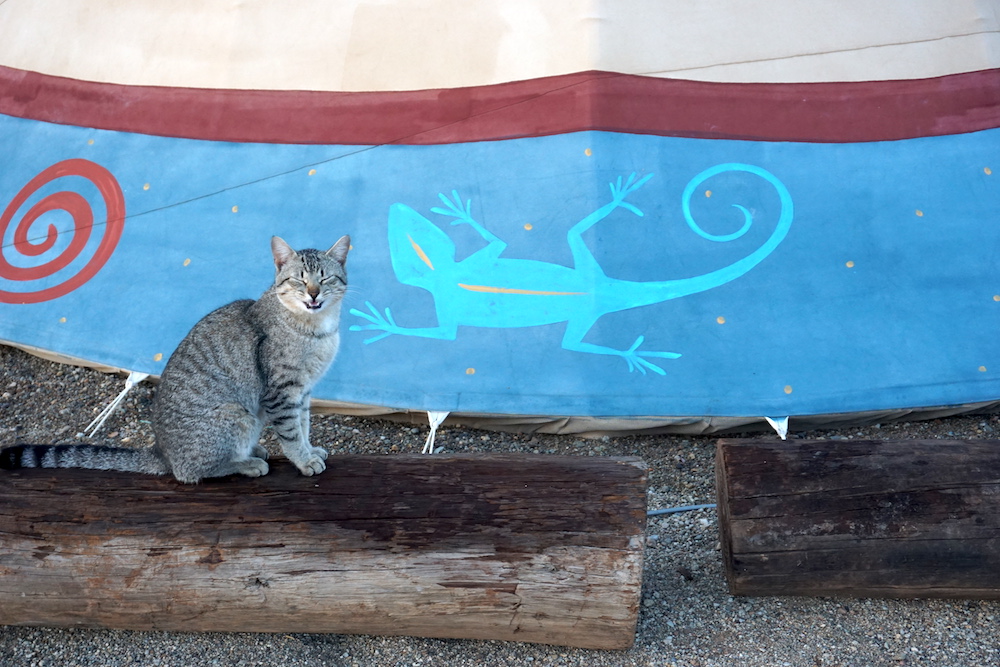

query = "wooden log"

[
  {"left": 0, "top": 454, "right": 647, "bottom": 649},
  {"left": 716, "top": 439, "right": 1000, "bottom": 599}
]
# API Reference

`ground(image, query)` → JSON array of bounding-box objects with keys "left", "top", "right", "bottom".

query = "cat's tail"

[{"left": 0, "top": 443, "right": 170, "bottom": 476}]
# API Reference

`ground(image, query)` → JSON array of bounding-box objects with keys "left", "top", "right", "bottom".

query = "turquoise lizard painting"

[{"left": 351, "top": 163, "right": 793, "bottom": 375}]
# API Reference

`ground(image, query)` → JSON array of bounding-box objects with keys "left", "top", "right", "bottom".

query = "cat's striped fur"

[
  {"left": 1, "top": 235, "right": 350, "bottom": 483},
  {"left": 0, "top": 443, "right": 164, "bottom": 473}
]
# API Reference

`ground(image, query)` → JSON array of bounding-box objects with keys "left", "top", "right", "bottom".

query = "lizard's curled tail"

[{"left": 674, "top": 162, "right": 794, "bottom": 297}]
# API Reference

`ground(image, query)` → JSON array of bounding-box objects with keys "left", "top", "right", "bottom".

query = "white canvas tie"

[{"left": 84, "top": 371, "right": 150, "bottom": 437}]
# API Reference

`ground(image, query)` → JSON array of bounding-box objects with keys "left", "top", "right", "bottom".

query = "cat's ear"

[
  {"left": 326, "top": 235, "right": 350, "bottom": 266},
  {"left": 271, "top": 236, "right": 297, "bottom": 270}
]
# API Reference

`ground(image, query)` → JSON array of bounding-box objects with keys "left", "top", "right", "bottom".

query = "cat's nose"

[{"left": 307, "top": 285, "right": 320, "bottom": 300}]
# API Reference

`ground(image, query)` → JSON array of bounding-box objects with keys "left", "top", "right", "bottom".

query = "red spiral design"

[{"left": 0, "top": 159, "right": 125, "bottom": 304}]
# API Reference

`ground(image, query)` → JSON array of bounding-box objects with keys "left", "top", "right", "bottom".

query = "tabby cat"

[{"left": 0, "top": 235, "right": 350, "bottom": 483}]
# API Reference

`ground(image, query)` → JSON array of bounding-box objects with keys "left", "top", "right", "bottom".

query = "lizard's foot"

[
  {"left": 430, "top": 190, "right": 475, "bottom": 225},
  {"left": 349, "top": 301, "right": 400, "bottom": 344},
  {"left": 619, "top": 336, "right": 682, "bottom": 376},
  {"left": 349, "top": 302, "right": 459, "bottom": 343},
  {"left": 609, "top": 173, "right": 654, "bottom": 216}
]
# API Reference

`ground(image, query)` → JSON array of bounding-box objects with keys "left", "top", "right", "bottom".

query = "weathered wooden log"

[
  {"left": 0, "top": 454, "right": 646, "bottom": 649},
  {"left": 716, "top": 439, "right": 1000, "bottom": 599}
]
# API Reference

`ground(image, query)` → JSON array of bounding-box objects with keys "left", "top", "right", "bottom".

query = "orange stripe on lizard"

[
  {"left": 407, "top": 234, "right": 434, "bottom": 270},
  {"left": 458, "top": 283, "right": 588, "bottom": 296}
]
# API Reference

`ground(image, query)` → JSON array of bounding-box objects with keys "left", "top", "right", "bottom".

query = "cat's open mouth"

[{"left": 305, "top": 301, "right": 323, "bottom": 311}]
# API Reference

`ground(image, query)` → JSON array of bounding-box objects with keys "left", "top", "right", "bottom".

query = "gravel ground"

[{"left": 1, "top": 343, "right": 999, "bottom": 667}]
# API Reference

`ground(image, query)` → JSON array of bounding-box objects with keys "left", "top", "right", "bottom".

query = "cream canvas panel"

[
  {"left": 597, "top": 0, "right": 1000, "bottom": 83},
  {"left": 0, "top": 0, "right": 996, "bottom": 90}
]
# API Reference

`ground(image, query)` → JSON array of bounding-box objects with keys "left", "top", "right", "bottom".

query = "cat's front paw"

[
  {"left": 310, "top": 446, "right": 329, "bottom": 461},
  {"left": 252, "top": 444, "right": 270, "bottom": 460},
  {"left": 297, "top": 456, "right": 326, "bottom": 476},
  {"left": 240, "top": 457, "right": 270, "bottom": 478}
]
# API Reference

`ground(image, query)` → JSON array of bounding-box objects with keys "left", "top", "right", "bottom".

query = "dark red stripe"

[{"left": 2, "top": 65, "right": 999, "bottom": 144}]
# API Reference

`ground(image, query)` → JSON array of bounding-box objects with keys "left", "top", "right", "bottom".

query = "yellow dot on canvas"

[
  {"left": 87, "top": 139, "right": 94, "bottom": 145},
  {"left": 524, "top": 223, "right": 533, "bottom": 231},
  {"left": 845, "top": 261, "right": 855, "bottom": 268},
  {"left": 231, "top": 205, "right": 239, "bottom": 213},
  {"left": 994, "top": 295, "right": 1000, "bottom": 302},
  {"left": 980, "top": 366, "right": 988, "bottom": 373},
  {"left": 705, "top": 190, "right": 712, "bottom": 198},
  {"left": 153, "top": 353, "right": 163, "bottom": 362},
  {"left": 986, "top": 167, "right": 993, "bottom": 175},
  {"left": 58, "top": 317, "right": 67, "bottom": 324},
  {"left": 308, "top": 169, "right": 317, "bottom": 176},
  {"left": 784, "top": 385, "right": 793, "bottom": 395},
  {"left": 584, "top": 148, "right": 593, "bottom": 157},
  {"left": 716, "top": 316, "right": 726, "bottom": 324},
  {"left": 143, "top": 183, "right": 150, "bottom": 191},
  {"left": 466, "top": 368, "right": 476, "bottom": 375},
  {"left": 915, "top": 209, "right": 924, "bottom": 217},
  {"left": 183, "top": 258, "right": 191, "bottom": 267}
]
